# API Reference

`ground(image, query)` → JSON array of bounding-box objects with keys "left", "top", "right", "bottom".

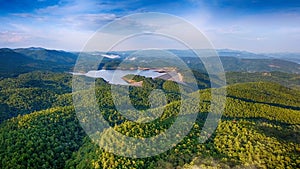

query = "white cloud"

[
  {"left": 0, "top": 22, "right": 93, "bottom": 50},
  {"left": 0, "top": 31, "right": 28, "bottom": 43},
  {"left": 61, "top": 13, "right": 117, "bottom": 30},
  {"left": 11, "top": 13, "right": 46, "bottom": 21},
  {"left": 1, "top": 0, "right": 300, "bottom": 52},
  {"left": 36, "top": 0, "right": 97, "bottom": 15},
  {"left": 0, "top": 0, "right": 123, "bottom": 50}
]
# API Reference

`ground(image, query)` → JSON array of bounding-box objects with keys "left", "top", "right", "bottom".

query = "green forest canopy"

[{"left": 0, "top": 70, "right": 299, "bottom": 168}]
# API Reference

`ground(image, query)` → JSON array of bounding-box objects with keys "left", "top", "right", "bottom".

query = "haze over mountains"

[{"left": 0, "top": 47, "right": 299, "bottom": 78}]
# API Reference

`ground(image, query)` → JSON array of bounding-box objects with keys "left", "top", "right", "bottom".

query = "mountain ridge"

[{"left": 0, "top": 47, "right": 299, "bottom": 78}]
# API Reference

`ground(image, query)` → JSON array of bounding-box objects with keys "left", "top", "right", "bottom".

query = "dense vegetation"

[
  {"left": 0, "top": 71, "right": 72, "bottom": 123},
  {"left": 0, "top": 48, "right": 76, "bottom": 78},
  {"left": 63, "top": 79, "right": 300, "bottom": 169},
  {"left": 0, "top": 48, "right": 299, "bottom": 168},
  {"left": 226, "top": 71, "right": 300, "bottom": 90},
  {"left": 0, "top": 107, "right": 85, "bottom": 168},
  {"left": 0, "top": 69, "right": 299, "bottom": 168}
]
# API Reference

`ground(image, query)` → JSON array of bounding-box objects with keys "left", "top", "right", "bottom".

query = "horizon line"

[{"left": 1, "top": 46, "right": 300, "bottom": 54}]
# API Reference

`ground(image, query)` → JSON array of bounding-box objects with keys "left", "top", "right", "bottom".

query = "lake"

[{"left": 79, "top": 70, "right": 166, "bottom": 85}]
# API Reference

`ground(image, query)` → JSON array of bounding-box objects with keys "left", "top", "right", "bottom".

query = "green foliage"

[
  {"left": 14, "top": 48, "right": 77, "bottom": 64},
  {"left": 227, "top": 82, "right": 300, "bottom": 108},
  {"left": 0, "top": 69, "right": 299, "bottom": 168},
  {"left": 213, "top": 120, "right": 299, "bottom": 169},
  {"left": 0, "top": 88, "right": 57, "bottom": 123},
  {"left": 226, "top": 71, "right": 300, "bottom": 89},
  {"left": 0, "top": 71, "right": 72, "bottom": 94},
  {"left": 0, "top": 106, "right": 85, "bottom": 169},
  {"left": 65, "top": 81, "right": 300, "bottom": 169},
  {"left": 162, "top": 80, "right": 179, "bottom": 93},
  {"left": 0, "top": 71, "right": 73, "bottom": 123},
  {"left": 1, "top": 48, "right": 300, "bottom": 168}
]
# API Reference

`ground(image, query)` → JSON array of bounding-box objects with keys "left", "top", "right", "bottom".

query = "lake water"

[{"left": 81, "top": 70, "right": 166, "bottom": 85}]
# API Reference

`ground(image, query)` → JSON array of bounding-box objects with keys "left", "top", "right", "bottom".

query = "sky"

[{"left": 0, "top": 0, "right": 300, "bottom": 53}]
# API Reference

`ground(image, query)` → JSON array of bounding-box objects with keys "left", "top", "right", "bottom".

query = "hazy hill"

[
  {"left": 1, "top": 47, "right": 299, "bottom": 78},
  {"left": 105, "top": 49, "right": 300, "bottom": 73},
  {"left": 220, "top": 57, "right": 300, "bottom": 73},
  {"left": 14, "top": 47, "right": 77, "bottom": 64},
  {"left": 217, "top": 49, "right": 269, "bottom": 58},
  {"left": 217, "top": 49, "right": 300, "bottom": 64},
  {"left": 0, "top": 48, "right": 77, "bottom": 78},
  {"left": 0, "top": 48, "right": 37, "bottom": 77},
  {"left": 260, "top": 52, "right": 300, "bottom": 64}
]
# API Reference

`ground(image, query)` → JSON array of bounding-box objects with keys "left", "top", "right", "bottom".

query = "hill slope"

[
  {"left": 0, "top": 81, "right": 299, "bottom": 168},
  {"left": 14, "top": 47, "right": 77, "bottom": 64},
  {"left": 0, "top": 48, "right": 77, "bottom": 78},
  {"left": 0, "top": 71, "right": 72, "bottom": 123},
  {"left": 0, "top": 48, "right": 37, "bottom": 77},
  {"left": 0, "top": 106, "right": 85, "bottom": 169}
]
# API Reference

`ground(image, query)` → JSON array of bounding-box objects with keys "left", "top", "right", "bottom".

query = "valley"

[{"left": 0, "top": 48, "right": 299, "bottom": 168}]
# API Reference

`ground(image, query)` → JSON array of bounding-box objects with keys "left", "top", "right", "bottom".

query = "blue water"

[{"left": 84, "top": 70, "right": 166, "bottom": 85}]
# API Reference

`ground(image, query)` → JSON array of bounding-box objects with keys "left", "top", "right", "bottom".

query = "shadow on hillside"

[{"left": 227, "top": 95, "right": 300, "bottom": 111}]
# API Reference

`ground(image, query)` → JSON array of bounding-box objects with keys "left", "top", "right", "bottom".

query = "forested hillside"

[
  {"left": 1, "top": 0, "right": 299, "bottom": 167},
  {"left": 0, "top": 71, "right": 71, "bottom": 123},
  {"left": 0, "top": 48, "right": 77, "bottom": 78},
  {"left": 0, "top": 70, "right": 299, "bottom": 168},
  {"left": 226, "top": 71, "right": 300, "bottom": 90},
  {"left": 0, "top": 107, "right": 85, "bottom": 168}
]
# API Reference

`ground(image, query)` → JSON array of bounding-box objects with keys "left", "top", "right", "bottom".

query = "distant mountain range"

[
  {"left": 0, "top": 48, "right": 77, "bottom": 78},
  {"left": 0, "top": 47, "right": 299, "bottom": 78},
  {"left": 217, "top": 49, "right": 300, "bottom": 64},
  {"left": 14, "top": 47, "right": 77, "bottom": 63}
]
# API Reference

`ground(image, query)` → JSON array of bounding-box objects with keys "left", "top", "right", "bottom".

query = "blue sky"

[{"left": 0, "top": 0, "right": 300, "bottom": 52}]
